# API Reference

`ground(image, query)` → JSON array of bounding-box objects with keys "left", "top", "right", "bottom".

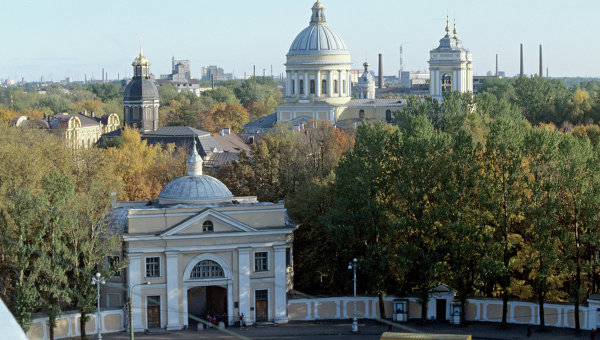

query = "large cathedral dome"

[
  {"left": 287, "top": 1, "right": 350, "bottom": 58},
  {"left": 158, "top": 141, "right": 233, "bottom": 205}
]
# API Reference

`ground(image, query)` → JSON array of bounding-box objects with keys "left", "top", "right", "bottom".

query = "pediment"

[{"left": 161, "top": 209, "right": 257, "bottom": 236}]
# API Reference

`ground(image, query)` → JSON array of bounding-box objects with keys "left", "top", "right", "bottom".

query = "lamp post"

[
  {"left": 348, "top": 258, "right": 358, "bottom": 333},
  {"left": 128, "top": 282, "right": 150, "bottom": 340},
  {"left": 91, "top": 272, "right": 106, "bottom": 340}
]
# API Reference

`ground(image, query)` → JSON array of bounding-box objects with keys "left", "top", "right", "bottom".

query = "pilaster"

[
  {"left": 165, "top": 251, "right": 181, "bottom": 330},
  {"left": 126, "top": 252, "right": 144, "bottom": 332},
  {"left": 238, "top": 248, "right": 251, "bottom": 324},
  {"left": 274, "top": 246, "right": 289, "bottom": 323}
]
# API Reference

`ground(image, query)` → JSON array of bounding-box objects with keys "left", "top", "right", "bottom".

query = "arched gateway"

[{"left": 183, "top": 254, "right": 234, "bottom": 327}]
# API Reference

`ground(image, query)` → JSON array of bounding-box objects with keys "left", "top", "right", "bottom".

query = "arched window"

[
  {"left": 202, "top": 220, "right": 213, "bottom": 232},
  {"left": 386, "top": 110, "right": 392, "bottom": 123},
  {"left": 441, "top": 74, "right": 452, "bottom": 94},
  {"left": 333, "top": 80, "right": 338, "bottom": 94},
  {"left": 299, "top": 80, "right": 304, "bottom": 95},
  {"left": 310, "top": 80, "right": 315, "bottom": 94},
  {"left": 359, "top": 110, "right": 365, "bottom": 119},
  {"left": 190, "top": 260, "right": 224, "bottom": 279},
  {"left": 322, "top": 80, "right": 327, "bottom": 94}
]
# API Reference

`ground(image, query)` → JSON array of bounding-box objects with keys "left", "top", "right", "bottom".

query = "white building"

[
  {"left": 428, "top": 18, "right": 473, "bottom": 101},
  {"left": 112, "top": 143, "right": 295, "bottom": 331}
]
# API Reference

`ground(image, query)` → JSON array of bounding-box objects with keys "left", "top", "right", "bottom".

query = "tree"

[
  {"left": 394, "top": 115, "right": 451, "bottom": 321},
  {"left": 200, "top": 104, "right": 249, "bottom": 133},
  {"left": 325, "top": 122, "right": 401, "bottom": 321},
  {"left": 555, "top": 133, "right": 598, "bottom": 334},
  {"left": 481, "top": 109, "right": 528, "bottom": 329}
]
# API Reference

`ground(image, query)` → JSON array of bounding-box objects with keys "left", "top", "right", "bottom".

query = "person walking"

[
  {"left": 239, "top": 313, "right": 246, "bottom": 330},
  {"left": 591, "top": 328, "right": 596, "bottom": 340},
  {"left": 526, "top": 324, "right": 532, "bottom": 337}
]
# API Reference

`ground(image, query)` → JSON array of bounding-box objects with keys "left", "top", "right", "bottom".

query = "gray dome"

[
  {"left": 158, "top": 175, "right": 233, "bottom": 205},
  {"left": 359, "top": 71, "right": 375, "bottom": 85},
  {"left": 124, "top": 78, "right": 159, "bottom": 101},
  {"left": 288, "top": 24, "right": 349, "bottom": 56},
  {"left": 287, "top": 1, "right": 349, "bottom": 57}
]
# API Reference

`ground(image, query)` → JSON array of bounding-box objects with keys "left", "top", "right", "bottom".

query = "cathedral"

[{"left": 246, "top": 1, "right": 474, "bottom": 132}]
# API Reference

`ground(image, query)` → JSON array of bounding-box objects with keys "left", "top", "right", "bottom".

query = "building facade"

[
  {"left": 111, "top": 145, "right": 295, "bottom": 330},
  {"left": 356, "top": 61, "right": 376, "bottom": 99},
  {"left": 428, "top": 18, "right": 473, "bottom": 101}
]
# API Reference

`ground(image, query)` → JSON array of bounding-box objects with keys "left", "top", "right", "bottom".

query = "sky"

[{"left": 1, "top": 0, "right": 598, "bottom": 82}]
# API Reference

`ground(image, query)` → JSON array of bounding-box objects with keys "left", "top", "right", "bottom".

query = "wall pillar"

[
  {"left": 126, "top": 252, "right": 144, "bottom": 332},
  {"left": 338, "top": 70, "right": 342, "bottom": 97},
  {"left": 238, "top": 248, "right": 251, "bottom": 324},
  {"left": 165, "top": 251, "right": 181, "bottom": 330},
  {"left": 294, "top": 71, "right": 299, "bottom": 97},
  {"left": 274, "top": 246, "right": 288, "bottom": 323}
]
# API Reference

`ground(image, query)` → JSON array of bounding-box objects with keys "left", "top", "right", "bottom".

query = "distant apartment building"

[
  {"left": 156, "top": 57, "right": 205, "bottom": 96},
  {"left": 201, "top": 65, "right": 232, "bottom": 81},
  {"left": 400, "top": 71, "right": 430, "bottom": 88}
]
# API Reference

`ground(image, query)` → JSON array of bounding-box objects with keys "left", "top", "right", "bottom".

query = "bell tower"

[{"left": 123, "top": 45, "right": 160, "bottom": 132}]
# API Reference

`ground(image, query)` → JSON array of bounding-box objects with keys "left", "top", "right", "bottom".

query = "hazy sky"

[{"left": 1, "top": 0, "right": 598, "bottom": 82}]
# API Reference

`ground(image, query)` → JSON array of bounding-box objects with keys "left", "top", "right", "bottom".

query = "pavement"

[{"left": 99, "top": 320, "right": 593, "bottom": 340}]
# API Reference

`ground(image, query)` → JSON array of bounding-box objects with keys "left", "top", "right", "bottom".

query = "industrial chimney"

[
  {"left": 496, "top": 54, "right": 499, "bottom": 77},
  {"left": 539, "top": 45, "right": 543, "bottom": 78},
  {"left": 378, "top": 53, "right": 383, "bottom": 89},
  {"left": 520, "top": 44, "right": 524, "bottom": 77}
]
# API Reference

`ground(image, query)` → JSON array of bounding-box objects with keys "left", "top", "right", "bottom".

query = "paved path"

[{"left": 101, "top": 320, "right": 593, "bottom": 340}]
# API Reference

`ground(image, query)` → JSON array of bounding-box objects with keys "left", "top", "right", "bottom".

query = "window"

[
  {"left": 359, "top": 110, "right": 365, "bottom": 120},
  {"left": 441, "top": 74, "right": 452, "bottom": 93},
  {"left": 310, "top": 80, "right": 315, "bottom": 94},
  {"left": 145, "top": 256, "right": 160, "bottom": 277},
  {"left": 202, "top": 220, "right": 214, "bottom": 232},
  {"left": 286, "top": 248, "right": 292, "bottom": 267},
  {"left": 291, "top": 80, "right": 295, "bottom": 94},
  {"left": 254, "top": 252, "right": 268, "bottom": 272},
  {"left": 107, "top": 255, "right": 121, "bottom": 277},
  {"left": 321, "top": 80, "right": 327, "bottom": 94},
  {"left": 190, "top": 260, "right": 224, "bottom": 279},
  {"left": 334, "top": 80, "right": 338, "bottom": 94},
  {"left": 299, "top": 80, "right": 304, "bottom": 94}
]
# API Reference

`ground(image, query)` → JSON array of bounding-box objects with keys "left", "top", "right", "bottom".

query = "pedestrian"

[
  {"left": 239, "top": 313, "right": 245, "bottom": 330},
  {"left": 526, "top": 324, "right": 532, "bottom": 337},
  {"left": 591, "top": 328, "right": 596, "bottom": 340}
]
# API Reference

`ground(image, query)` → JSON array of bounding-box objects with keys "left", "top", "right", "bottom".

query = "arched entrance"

[
  {"left": 182, "top": 254, "right": 234, "bottom": 328},
  {"left": 187, "top": 286, "right": 227, "bottom": 328}
]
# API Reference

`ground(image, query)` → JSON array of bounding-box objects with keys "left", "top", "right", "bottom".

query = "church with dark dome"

[{"left": 124, "top": 46, "right": 160, "bottom": 133}]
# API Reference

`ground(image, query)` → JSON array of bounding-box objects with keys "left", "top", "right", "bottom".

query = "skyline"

[{"left": 1, "top": 0, "right": 599, "bottom": 82}]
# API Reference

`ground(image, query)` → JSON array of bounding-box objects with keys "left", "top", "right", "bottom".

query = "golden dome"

[
  {"left": 312, "top": 0, "right": 324, "bottom": 9},
  {"left": 132, "top": 44, "right": 150, "bottom": 67}
]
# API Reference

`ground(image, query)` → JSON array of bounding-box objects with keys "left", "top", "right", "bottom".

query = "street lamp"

[
  {"left": 348, "top": 258, "right": 358, "bottom": 333},
  {"left": 91, "top": 272, "right": 106, "bottom": 340},
  {"left": 128, "top": 282, "right": 150, "bottom": 340}
]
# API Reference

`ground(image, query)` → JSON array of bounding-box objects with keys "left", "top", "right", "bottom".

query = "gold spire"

[
  {"left": 132, "top": 43, "right": 150, "bottom": 67},
  {"left": 453, "top": 19, "right": 458, "bottom": 38},
  {"left": 445, "top": 16, "right": 450, "bottom": 37}
]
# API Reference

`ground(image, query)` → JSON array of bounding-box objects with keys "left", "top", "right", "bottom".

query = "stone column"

[
  {"left": 338, "top": 70, "right": 342, "bottom": 97},
  {"left": 238, "top": 248, "right": 251, "bottom": 324},
  {"left": 274, "top": 246, "right": 288, "bottom": 323},
  {"left": 286, "top": 71, "right": 290, "bottom": 96},
  {"left": 316, "top": 70, "right": 321, "bottom": 97},
  {"left": 328, "top": 70, "right": 333, "bottom": 97},
  {"left": 227, "top": 281, "right": 234, "bottom": 325},
  {"left": 304, "top": 72, "right": 308, "bottom": 98},
  {"left": 294, "top": 71, "right": 299, "bottom": 97},
  {"left": 166, "top": 251, "right": 181, "bottom": 330},
  {"left": 127, "top": 253, "right": 144, "bottom": 332}
]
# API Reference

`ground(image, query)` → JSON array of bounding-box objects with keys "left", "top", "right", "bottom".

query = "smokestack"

[
  {"left": 253, "top": 65, "right": 256, "bottom": 77},
  {"left": 378, "top": 53, "right": 383, "bottom": 89},
  {"left": 539, "top": 45, "right": 543, "bottom": 78},
  {"left": 102, "top": 68, "right": 105, "bottom": 82},
  {"left": 496, "top": 54, "right": 498, "bottom": 77},
  {"left": 520, "top": 44, "right": 524, "bottom": 77}
]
